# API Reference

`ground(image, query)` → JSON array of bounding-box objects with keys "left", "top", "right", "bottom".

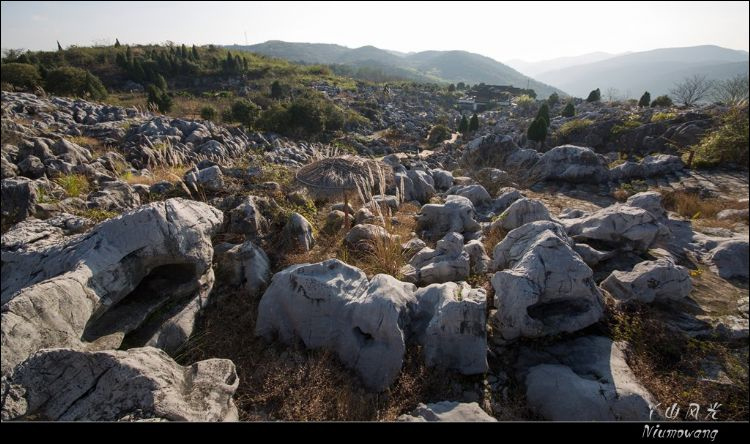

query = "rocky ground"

[{"left": 1, "top": 90, "right": 747, "bottom": 421}]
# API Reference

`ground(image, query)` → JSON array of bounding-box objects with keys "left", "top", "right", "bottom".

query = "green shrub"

[
  {"left": 536, "top": 102, "right": 550, "bottom": 127},
  {"left": 692, "top": 106, "right": 749, "bottom": 168},
  {"left": 1, "top": 63, "right": 41, "bottom": 89},
  {"left": 200, "top": 105, "right": 217, "bottom": 121},
  {"left": 650, "top": 95, "right": 673, "bottom": 107},
  {"left": 561, "top": 102, "right": 575, "bottom": 117},
  {"left": 427, "top": 124, "right": 451, "bottom": 146},
  {"left": 230, "top": 99, "right": 261, "bottom": 127},
  {"left": 55, "top": 174, "right": 90, "bottom": 197},
  {"left": 469, "top": 113, "right": 479, "bottom": 131},
  {"left": 146, "top": 84, "right": 173, "bottom": 112},
  {"left": 556, "top": 118, "right": 593, "bottom": 137},
  {"left": 611, "top": 119, "right": 642, "bottom": 136},
  {"left": 547, "top": 92, "right": 559, "bottom": 107},
  {"left": 527, "top": 117, "right": 548, "bottom": 143},
  {"left": 589, "top": 88, "right": 602, "bottom": 102},
  {"left": 46, "top": 66, "right": 107, "bottom": 100},
  {"left": 458, "top": 115, "right": 469, "bottom": 133},
  {"left": 651, "top": 111, "right": 676, "bottom": 122},
  {"left": 638, "top": 91, "right": 651, "bottom": 108},
  {"left": 515, "top": 94, "right": 535, "bottom": 115}
]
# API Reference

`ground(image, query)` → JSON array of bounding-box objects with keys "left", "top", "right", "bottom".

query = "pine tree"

[
  {"left": 638, "top": 91, "right": 651, "bottom": 108},
  {"left": 527, "top": 117, "right": 548, "bottom": 143},
  {"left": 114, "top": 38, "right": 121, "bottom": 48},
  {"left": 57, "top": 41, "right": 63, "bottom": 51},
  {"left": 562, "top": 102, "right": 575, "bottom": 117},
  {"left": 469, "top": 113, "right": 479, "bottom": 131},
  {"left": 125, "top": 46, "right": 133, "bottom": 63},
  {"left": 458, "top": 115, "right": 469, "bottom": 133},
  {"left": 586, "top": 88, "right": 601, "bottom": 103},
  {"left": 448, "top": 83, "right": 456, "bottom": 92},
  {"left": 154, "top": 73, "right": 167, "bottom": 91},
  {"left": 191, "top": 44, "right": 199, "bottom": 60},
  {"left": 536, "top": 103, "right": 550, "bottom": 127}
]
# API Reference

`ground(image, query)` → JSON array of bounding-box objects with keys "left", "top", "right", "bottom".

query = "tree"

[
  {"left": 427, "top": 124, "right": 451, "bottom": 147},
  {"left": 586, "top": 88, "right": 601, "bottom": 102},
  {"left": 712, "top": 74, "right": 749, "bottom": 106},
  {"left": 46, "top": 67, "right": 107, "bottom": 100},
  {"left": 457, "top": 82, "right": 465, "bottom": 90},
  {"left": 57, "top": 41, "right": 63, "bottom": 51},
  {"left": 469, "top": 113, "right": 479, "bottom": 132},
  {"left": 605, "top": 87, "right": 620, "bottom": 103},
  {"left": 536, "top": 103, "right": 550, "bottom": 127},
  {"left": 270, "top": 80, "right": 283, "bottom": 99},
  {"left": 153, "top": 73, "right": 167, "bottom": 91},
  {"left": 458, "top": 114, "right": 469, "bottom": 133},
  {"left": 146, "top": 84, "right": 172, "bottom": 112},
  {"left": 1, "top": 63, "right": 41, "bottom": 89},
  {"left": 650, "top": 95, "right": 673, "bottom": 108},
  {"left": 230, "top": 99, "right": 261, "bottom": 128},
  {"left": 527, "top": 117, "right": 548, "bottom": 144},
  {"left": 561, "top": 101, "right": 575, "bottom": 117},
  {"left": 670, "top": 74, "right": 714, "bottom": 106},
  {"left": 547, "top": 92, "right": 559, "bottom": 107},
  {"left": 448, "top": 83, "right": 456, "bottom": 92},
  {"left": 114, "top": 38, "right": 121, "bottom": 48},
  {"left": 191, "top": 44, "right": 200, "bottom": 60},
  {"left": 638, "top": 91, "right": 651, "bottom": 108}
]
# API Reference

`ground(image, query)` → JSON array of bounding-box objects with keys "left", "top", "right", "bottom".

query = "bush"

[
  {"left": 692, "top": 106, "right": 749, "bottom": 168},
  {"left": 586, "top": 88, "right": 601, "bottom": 102},
  {"left": 638, "top": 91, "right": 651, "bottom": 108},
  {"left": 45, "top": 66, "right": 107, "bottom": 100},
  {"left": 231, "top": 99, "right": 261, "bottom": 128},
  {"left": 527, "top": 117, "right": 548, "bottom": 143},
  {"left": 536, "top": 102, "right": 550, "bottom": 127},
  {"left": 561, "top": 102, "right": 575, "bottom": 117},
  {"left": 427, "top": 124, "right": 451, "bottom": 146},
  {"left": 469, "top": 113, "right": 479, "bottom": 132},
  {"left": 200, "top": 105, "right": 217, "bottom": 121},
  {"left": 650, "top": 95, "right": 673, "bottom": 107},
  {"left": 458, "top": 115, "right": 469, "bottom": 133},
  {"left": 146, "top": 84, "right": 172, "bottom": 112},
  {"left": 650, "top": 112, "right": 676, "bottom": 122},
  {"left": 547, "top": 92, "right": 560, "bottom": 107},
  {"left": 556, "top": 119, "right": 593, "bottom": 137},
  {"left": 515, "top": 94, "right": 535, "bottom": 115},
  {"left": 1, "top": 63, "right": 41, "bottom": 89}
]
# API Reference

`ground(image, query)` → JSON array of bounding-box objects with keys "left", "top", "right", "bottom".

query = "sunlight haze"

[{"left": 2, "top": 1, "right": 748, "bottom": 63}]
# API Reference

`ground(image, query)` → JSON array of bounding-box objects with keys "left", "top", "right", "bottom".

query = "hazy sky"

[{"left": 2, "top": 1, "right": 748, "bottom": 62}]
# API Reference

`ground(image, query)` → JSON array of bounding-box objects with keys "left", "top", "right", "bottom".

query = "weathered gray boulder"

[
  {"left": 491, "top": 221, "right": 603, "bottom": 341},
  {"left": 398, "top": 401, "right": 496, "bottom": 422},
  {"left": 406, "top": 169, "right": 436, "bottom": 203},
  {"left": 518, "top": 336, "right": 655, "bottom": 421},
  {"left": 281, "top": 212, "right": 315, "bottom": 252},
  {"left": 86, "top": 180, "right": 141, "bottom": 211},
  {"left": 446, "top": 184, "right": 492, "bottom": 207},
  {"left": 214, "top": 241, "right": 271, "bottom": 298},
  {"left": 345, "top": 223, "right": 393, "bottom": 251},
  {"left": 430, "top": 168, "right": 454, "bottom": 191},
  {"left": 1, "top": 198, "right": 223, "bottom": 374},
  {"left": 18, "top": 155, "right": 46, "bottom": 179},
  {"left": 601, "top": 258, "right": 692, "bottom": 302},
  {"left": 610, "top": 154, "right": 684, "bottom": 181},
  {"left": 463, "top": 239, "right": 491, "bottom": 275},
  {"left": 491, "top": 198, "right": 551, "bottom": 232},
  {"left": 531, "top": 145, "right": 608, "bottom": 183},
  {"left": 461, "top": 134, "right": 540, "bottom": 172},
  {"left": 402, "top": 232, "right": 470, "bottom": 285},
  {"left": 705, "top": 239, "right": 749, "bottom": 280},
  {"left": 1, "top": 177, "right": 38, "bottom": 226},
  {"left": 256, "top": 260, "right": 415, "bottom": 391},
  {"left": 716, "top": 208, "right": 749, "bottom": 221},
  {"left": 1, "top": 347, "right": 238, "bottom": 421},
  {"left": 626, "top": 191, "right": 667, "bottom": 222},
  {"left": 492, "top": 187, "right": 523, "bottom": 213},
  {"left": 184, "top": 165, "right": 224, "bottom": 192},
  {"left": 562, "top": 203, "right": 665, "bottom": 252},
  {"left": 417, "top": 195, "right": 480, "bottom": 241},
  {"left": 227, "top": 195, "right": 269, "bottom": 237},
  {"left": 412, "top": 282, "right": 488, "bottom": 374}
]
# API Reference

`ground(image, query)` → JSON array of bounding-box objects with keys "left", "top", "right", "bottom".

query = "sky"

[{"left": 1, "top": 1, "right": 748, "bottom": 62}]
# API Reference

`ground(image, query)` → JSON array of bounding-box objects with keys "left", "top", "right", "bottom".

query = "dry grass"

[
  {"left": 121, "top": 165, "right": 190, "bottom": 186},
  {"left": 605, "top": 298, "right": 749, "bottom": 421},
  {"left": 175, "top": 287, "right": 464, "bottom": 421},
  {"left": 661, "top": 189, "right": 748, "bottom": 221}
]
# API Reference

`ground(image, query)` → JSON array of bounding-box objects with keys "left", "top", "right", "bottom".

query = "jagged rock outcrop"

[
  {"left": 561, "top": 203, "right": 666, "bottom": 252},
  {"left": 214, "top": 241, "right": 271, "bottom": 298},
  {"left": 1, "top": 198, "right": 223, "bottom": 374},
  {"left": 491, "top": 198, "right": 551, "bottom": 232},
  {"left": 416, "top": 195, "right": 480, "bottom": 241},
  {"left": 1, "top": 347, "right": 238, "bottom": 421},
  {"left": 402, "top": 232, "right": 470, "bottom": 285},
  {"left": 601, "top": 258, "right": 692, "bottom": 302},
  {"left": 705, "top": 239, "right": 749, "bottom": 280}
]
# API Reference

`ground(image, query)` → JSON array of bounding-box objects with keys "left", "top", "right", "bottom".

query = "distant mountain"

[
  {"left": 533, "top": 45, "right": 749, "bottom": 99},
  {"left": 229, "top": 41, "right": 565, "bottom": 97},
  {"left": 507, "top": 52, "right": 617, "bottom": 77}
]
